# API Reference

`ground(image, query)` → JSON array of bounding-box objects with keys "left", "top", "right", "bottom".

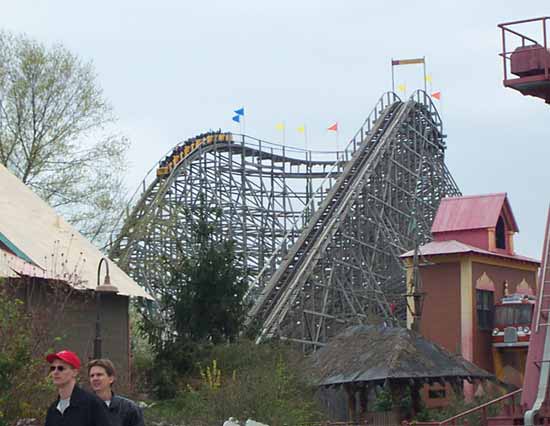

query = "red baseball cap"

[{"left": 46, "top": 350, "right": 81, "bottom": 369}]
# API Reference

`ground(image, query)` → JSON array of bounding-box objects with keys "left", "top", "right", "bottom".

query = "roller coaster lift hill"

[{"left": 110, "top": 87, "right": 461, "bottom": 351}]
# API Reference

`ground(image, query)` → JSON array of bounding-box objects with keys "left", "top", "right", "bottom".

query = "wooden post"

[
  {"left": 359, "top": 384, "right": 368, "bottom": 422},
  {"left": 390, "top": 381, "right": 405, "bottom": 422},
  {"left": 344, "top": 383, "right": 357, "bottom": 422},
  {"left": 411, "top": 383, "right": 423, "bottom": 418}
]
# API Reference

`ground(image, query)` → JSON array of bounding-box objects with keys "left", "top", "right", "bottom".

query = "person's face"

[
  {"left": 89, "top": 366, "right": 114, "bottom": 393},
  {"left": 49, "top": 359, "right": 77, "bottom": 388}
]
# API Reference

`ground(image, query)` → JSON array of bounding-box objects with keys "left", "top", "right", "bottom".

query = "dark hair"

[{"left": 87, "top": 358, "right": 116, "bottom": 378}]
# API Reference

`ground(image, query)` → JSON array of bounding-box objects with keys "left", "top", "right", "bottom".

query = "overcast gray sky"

[{"left": 2, "top": 1, "right": 548, "bottom": 259}]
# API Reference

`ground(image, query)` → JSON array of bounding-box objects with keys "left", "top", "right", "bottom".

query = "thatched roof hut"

[
  {"left": 312, "top": 325, "right": 494, "bottom": 422},
  {"left": 314, "top": 325, "right": 493, "bottom": 386}
]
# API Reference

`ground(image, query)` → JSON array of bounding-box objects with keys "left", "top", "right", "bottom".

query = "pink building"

[{"left": 402, "top": 193, "right": 539, "bottom": 406}]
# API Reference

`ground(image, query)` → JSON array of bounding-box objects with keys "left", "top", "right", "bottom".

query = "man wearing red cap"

[{"left": 45, "top": 350, "right": 112, "bottom": 426}]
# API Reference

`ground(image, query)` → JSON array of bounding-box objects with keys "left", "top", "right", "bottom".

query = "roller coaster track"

[
  {"left": 109, "top": 90, "right": 460, "bottom": 348},
  {"left": 109, "top": 129, "right": 344, "bottom": 304}
]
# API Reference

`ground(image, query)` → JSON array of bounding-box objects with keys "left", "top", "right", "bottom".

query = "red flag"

[
  {"left": 431, "top": 91, "right": 441, "bottom": 100},
  {"left": 328, "top": 122, "right": 338, "bottom": 131}
]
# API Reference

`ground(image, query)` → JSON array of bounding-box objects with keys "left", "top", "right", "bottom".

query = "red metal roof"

[
  {"left": 400, "top": 240, "right": 539, "bottom": 265},
  {"left": 431, "top": 193, "right": 519, "bottom": 234}
]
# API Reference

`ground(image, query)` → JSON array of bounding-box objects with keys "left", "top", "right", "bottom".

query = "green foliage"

[
  {"left": 372, "top": 385, "right": 393, "bottom": 412},
  {"left": 144, "top": 340, "right": 324, "bottom": 426},
  {"left": 416, "top": 387, "right": 507, "bottom": 424},
  {"left": 171, "top": 234, "right": 247, "bottom": 344},
  {"left": 141, "top": 205, "right": 248, "bottom": 348},
  {"left": 0, "top": 286, "right": 53, "bottom": 425},
  {"left": 0, "top": 30, "right": 128, "bottom": 244},
  {"left": 138, "top": 204, "right": 249, "bottom": 398},
  {"left": 149, "top": 340, "right": 211, "bottom": 399}
]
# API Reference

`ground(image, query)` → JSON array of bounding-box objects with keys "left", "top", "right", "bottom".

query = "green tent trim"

[{"left": 0, "top": 232, "right": 35, "bottom": 265}]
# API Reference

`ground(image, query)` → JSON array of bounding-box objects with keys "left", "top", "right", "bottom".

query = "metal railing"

[
  {"left": 498, "top": 17, "right": 550, "bottom": 82},
  {"left": 404, "top": 389, "right": 522, "bottom": 426}
]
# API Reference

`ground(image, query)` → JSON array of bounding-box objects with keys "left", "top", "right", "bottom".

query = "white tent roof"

[{"left": 0, "top": 164, "right": 152, "bottom": 299}]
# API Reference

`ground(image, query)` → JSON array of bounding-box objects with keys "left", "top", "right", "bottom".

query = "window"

[
  {"left": 477, "top": 290, "right": 494, "bottom": 330},
  {"left": 494, "top": 304, "right": 533, "bottom": 327},
  {"left": 429, "top": 389, "right": 446, "bottom": 399},
  {"left": 496, "top": 216, "right": 506, "bottom": 249}
]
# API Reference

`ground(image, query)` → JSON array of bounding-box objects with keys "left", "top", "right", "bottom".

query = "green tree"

[
  {"left": 139, "top": 206, "right": 248, "bottom": 397},
  {"left": 172, "top": 219, "right": 247, "bottom": 344},
  {"left": 0, "top": 31, "right": 128, "bottom": 243}
]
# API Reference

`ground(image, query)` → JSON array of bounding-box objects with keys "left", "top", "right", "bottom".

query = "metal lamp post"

[{"left": 94, "top": 257, "right": 119, "bottom": 359}]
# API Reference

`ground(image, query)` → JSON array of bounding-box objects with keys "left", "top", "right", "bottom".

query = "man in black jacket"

[
  {"left": 45, "top": 350, "right": 111, "bottom": 426},
  {"left": 88, "top": 359, "right": 144, "bottom": 426}
]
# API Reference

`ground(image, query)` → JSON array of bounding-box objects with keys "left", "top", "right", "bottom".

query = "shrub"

[
  {"left": 420, "top": 387, "right": 508, "bottom": 424},
  {"left": 0, "top": 286, "right": 53, "bottom": 425},
  {"left": 144, "top": 339, "right": 324, "bottom": 426}
]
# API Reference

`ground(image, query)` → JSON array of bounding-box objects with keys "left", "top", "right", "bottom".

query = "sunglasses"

[{"left": 49, "top": 365, "right": 67, "bottom": 372}]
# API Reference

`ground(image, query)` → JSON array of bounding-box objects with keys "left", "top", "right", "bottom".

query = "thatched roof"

[{"left": 313, "top": 325, "right": 494, "bottom": 387}]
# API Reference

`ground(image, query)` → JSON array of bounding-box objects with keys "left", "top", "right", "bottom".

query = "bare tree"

[{"left": 0, "top": 31, "right": 128, "bottom": 243}]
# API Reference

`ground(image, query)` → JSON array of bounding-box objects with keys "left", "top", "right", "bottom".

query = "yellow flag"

[
  {"left": 397, "top": 84, "right": 407, "bottom": 93},
  {"left": 275, "top": 123, "right": 285, "bottom": 131},
  {"left": 297, "top": 125, "right": 305, "bottom": 133},
  {"left": 425, "top": 74, "right": 432, "bottom": 83}
]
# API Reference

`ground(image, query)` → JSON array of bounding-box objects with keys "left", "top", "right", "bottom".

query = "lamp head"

[{"left": 96, "top": 274, "right": 118, "bottom": 294}]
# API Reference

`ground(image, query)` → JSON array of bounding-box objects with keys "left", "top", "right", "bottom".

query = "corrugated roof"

[
  {"left": 0, "top": 164, "right": 152, "bottom": 299},
  {"left": 400, "top": 239, "right": 539, "bottom": 265},
  {"left": 313, "top": 325, "right": 494, "bottom": 387},
  {"left": 431, "top": 193, "right": 519, "bottom": 233}
]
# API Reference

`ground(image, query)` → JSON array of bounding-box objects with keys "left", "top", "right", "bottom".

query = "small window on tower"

[{"left": 496, "top": 216, "right": 506, "bottom": 249}]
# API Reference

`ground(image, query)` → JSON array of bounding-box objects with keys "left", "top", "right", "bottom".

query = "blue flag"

[
  {"left": 234, "top": 107, "right": 245, "bottom": 116},
  {"left": 232, "top": 115, "right": 240, "bottom": 123}
]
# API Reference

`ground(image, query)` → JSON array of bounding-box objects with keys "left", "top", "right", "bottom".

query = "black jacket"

[
  {"left": 107, "top": 394, "right": 144, "bottom": 426},
  {"left": 45, "top": 385, "right": 112, "bottom": 426}
]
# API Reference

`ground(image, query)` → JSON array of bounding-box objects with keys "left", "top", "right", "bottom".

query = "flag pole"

[
  {"left": 423, "top": 57, "right": 427, "bottom": 93},
  {"left": 337, "top": 128, "right": 341, "bottom": 163},
  {"left": 391, "top": 59, "right": 395, "bottom": 93}
]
